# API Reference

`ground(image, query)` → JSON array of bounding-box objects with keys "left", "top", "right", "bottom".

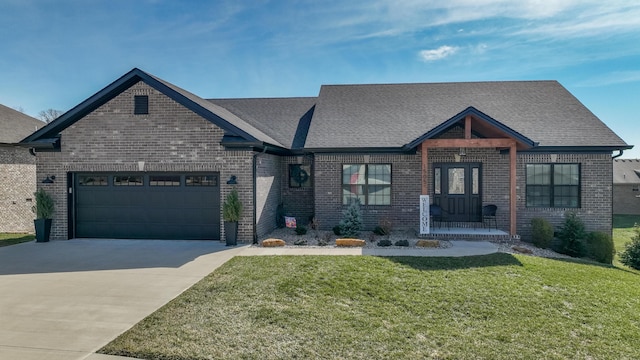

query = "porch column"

[
  {"left": 509, "top": 143, "right": 517, "bottom": 236},
  {"left": 421, "top": 143, "right": 428, "bottom": 195}
]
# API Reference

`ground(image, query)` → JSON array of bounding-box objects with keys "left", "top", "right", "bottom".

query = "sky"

[{"left": 1, "top": 0, "right": 639, "bottom": 158}]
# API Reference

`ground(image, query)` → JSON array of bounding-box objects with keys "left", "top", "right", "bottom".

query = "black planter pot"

[
  {"left": 224, "top": 221, "right": 238, "bottom": 246},
  {"left": 34, "top": 219, "right": 52, "bottom": 243}
]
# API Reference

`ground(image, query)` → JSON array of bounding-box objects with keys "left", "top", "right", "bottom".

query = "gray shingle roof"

[
  {"left": 613, "top": 159, "right": 640, "bottom": 184},
  {"left": 305, "top": 81, "right": 629, "bottom": 149},
  {"left": 208, "top": 98, "right": 316, "bottom": 149},
  {"left": 0, "top": 104, "right": 44, "bottom": 144}
]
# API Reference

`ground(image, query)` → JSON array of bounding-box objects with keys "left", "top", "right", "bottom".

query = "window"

[
  {"left": 186, "top": 175, "right": 218, "bottom": 186},
  {"left": 134, "top": 95, "right": 149, "bottom": 115},
  {"left": 289, "top": 164, "right": 311, "bottom": 188},
  {"left": 150, "top": 175, "right": 180, "bottom": 186},
  {"left": 114, "top": 175, "right": 143, "bottom": 186},
  {"left": 342, "top": 164, "right": 391, "bottom": 205},
  {"left": 526, "top": 164, "right": 580, "bottom": 208},
  {"left": 79, "top": 175, "right": 108, "bottom": 186}
]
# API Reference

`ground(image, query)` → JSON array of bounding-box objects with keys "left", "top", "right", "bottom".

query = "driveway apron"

[{"left": 0, "top": 239, "right": 245, "bottom": 360}]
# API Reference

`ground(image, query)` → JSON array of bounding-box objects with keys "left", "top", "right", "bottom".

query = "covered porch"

[{"left": 410, "top": 107, "right": 536, "bottom": 238}]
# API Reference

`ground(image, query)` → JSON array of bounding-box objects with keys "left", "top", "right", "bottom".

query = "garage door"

[{"left": 74, "top": 173, "right": 220, "bottom": 240}]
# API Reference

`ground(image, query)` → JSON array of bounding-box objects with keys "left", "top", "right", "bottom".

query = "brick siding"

[
  {"left": 0, "top": 145, "right": 36, "bottom": 233},
  {"left": 613, "top": 184, "right": 640, "bottom": 215},
  {"left": 35, "top": 81, "right": 255, "bottom": 242},
  {"left": 517, "top": 153, "right": 613, "bottom": 240}
]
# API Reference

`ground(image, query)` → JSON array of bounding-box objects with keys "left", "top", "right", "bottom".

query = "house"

[
  {"left": 20, "top": 68, "right": 632, "bottom": 242},
  {"left": 613, "top": 159, "right": 640, "bottom": 215},
  {"left": 0, "top": 104, "right": 44, "bottom": 233}
]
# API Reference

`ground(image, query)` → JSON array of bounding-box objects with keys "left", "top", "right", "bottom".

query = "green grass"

[
  {"left": 0, "top": 233, "right": 35, "bottom": 247},
  {"left": 613, "top": 214, "right": 640, "bottom": 268},
  {"left": 100, "top": 254, "right": 640, "bottom": 360}
]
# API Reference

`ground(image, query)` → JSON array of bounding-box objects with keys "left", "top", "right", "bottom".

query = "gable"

[{"left": 20, "top": 68, "right": 285, "bottom": 150}]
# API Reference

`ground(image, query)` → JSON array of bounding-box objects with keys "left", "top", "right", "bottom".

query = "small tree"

[
  {"left": 554, "top": 211, "right": 586, "bottom": 257},
  {"left": 38, "top": 108, "right": 63, "bottom": 123},
  {"left": 339, "top": 199, "right": 363, "bottom": 238},
  {"left": 620, "top": 225, "right": 640, "bottom": 270}
]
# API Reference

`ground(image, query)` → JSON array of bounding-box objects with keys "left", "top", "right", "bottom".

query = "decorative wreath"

[{"left": 291, "top": 166, "right": 310, "bottom": 185}]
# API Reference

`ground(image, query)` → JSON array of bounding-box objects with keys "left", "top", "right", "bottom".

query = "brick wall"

[
  {"left": 314, "top": 153, "right": 421, "bottom": 231},
  {"left": 255, "top": 153, "right": 281, "bottom": 238},
  {"left": 517, "top": 153, "right": 613, "bottom": 240},
  {"left": 35, "top": 81, "right": 255, "bottom": 242},
  {"left": 280, "top": 155, "right": 315, "bottom": 225},
  {"left": 0, "top": 145, "right": 36, "bottom": 233},
  {"left": 613, "top": 184, "right": 640, "bottom": 215}
]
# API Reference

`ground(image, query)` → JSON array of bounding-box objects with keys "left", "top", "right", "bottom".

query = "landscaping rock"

[
  {"left": 416, "top": 239, "right": 440, "bottom": 248},
  {"left": 336, "top": 238, "right": 366, "bottom": 247},
  {"left": 262, "top": 238, "right": 286, "bottom": 247}
]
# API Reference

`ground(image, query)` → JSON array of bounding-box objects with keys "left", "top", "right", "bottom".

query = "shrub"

[
  {"left": 585, "top": 231, "right": 615, "bottom": 264},
  {"left": 531, "top": 218, "right": 554, "bottom": 249},
  {"left": 394, "top": 239, "right": 409, "bottom": 247},
  {"left": 373, "top": 226, "right": 387, "bottom": 236},
  {"left": 339, "top": 200, "right": 363, "bottom": 238},
  {"left": 318, "top": 232, "right": 331, "bottom": 246},
  {"left": 295, "top": 225, "right": 307, "bottom": 235},
  {"left": 336, "top": 238, "right": 365, "bottom": 247},
  {"left": 309, "top": 216, "right": 320, "bottom": 230},
  {"left": 293, "top": 239, "right": 308, "bottom": 246},
  {"left": 554, "top": 212, "right": 586, "bottom": 257},
  {"left": 620, "top": 225, "right": 640, "bottom": 270},
  {"left": 373, "top": 218, "right": 392, "bottom": 235},
  {"left": 33, "top": 188, "right": 55, "bottom": 219},
  {"left": 416, "top": 240, "right": 440, "bottom": 248},
  {"left": 332, "top": 225, "right": 342, "bottom": 236},
  {"left": 262, "top": 238, "right": 285, "bottom": 247},
  {"left": 222, "top": 188, "right": 243, "bottom": 222},
  {"left": 377, "top": 239, "right": 392, "bottom": 247}
]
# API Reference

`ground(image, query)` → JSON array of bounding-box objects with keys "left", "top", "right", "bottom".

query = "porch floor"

[{"left": 420, "top": 226, "right": 511, "bottom": 242}]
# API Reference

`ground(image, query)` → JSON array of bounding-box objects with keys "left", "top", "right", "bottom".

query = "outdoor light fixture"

[
  {"left": 226, "top": 175, "right": 237, "bottom": 185},
  {"left": 42, "top": 175, "right": 56, "bottom": 184},
  {"left": 459, "top": 147, "right": 467, "bottom": 156}
]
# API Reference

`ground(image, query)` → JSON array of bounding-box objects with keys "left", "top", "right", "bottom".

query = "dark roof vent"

[{"left": 134, "top": 95, "right": 149, "bottom": 115}]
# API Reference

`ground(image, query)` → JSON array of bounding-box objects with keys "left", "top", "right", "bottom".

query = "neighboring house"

[
  {"left": 0, "top": 104, "right": 44, "bottom": 233},
  {"left": 20, "top": 68, "right": 632, "bottom": 242},
  {"left": 613, "top": 159, "right": 640, "bottom": 215}
]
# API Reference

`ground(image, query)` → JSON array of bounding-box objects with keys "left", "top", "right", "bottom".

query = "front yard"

[
  {"left": 0, "top": 233, "right": 34, "bottom": 247},
  {"left": 100, "top": 253, "right": 640, "bottom": 360}
]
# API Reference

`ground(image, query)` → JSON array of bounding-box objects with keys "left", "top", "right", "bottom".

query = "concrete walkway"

[{"left": 0, "top": 239, "right": 497, "bottom": 360}]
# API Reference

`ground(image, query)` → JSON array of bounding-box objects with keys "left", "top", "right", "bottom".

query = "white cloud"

[{"left": 419, "top": 45, "right": 460, "bottom": 61}]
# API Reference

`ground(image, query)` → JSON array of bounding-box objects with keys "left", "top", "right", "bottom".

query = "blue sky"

[{"left": 1, "top": 0, "right": 639, "bottom": 157}]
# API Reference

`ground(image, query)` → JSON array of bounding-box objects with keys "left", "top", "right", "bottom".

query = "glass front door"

[{"left": 433, "top": 163, "right": 482, "bottom": 222}]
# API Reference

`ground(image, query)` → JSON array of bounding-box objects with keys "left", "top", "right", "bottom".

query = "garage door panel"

[{"left": 75, "top": 173, "right": 220, "bottom": 240}]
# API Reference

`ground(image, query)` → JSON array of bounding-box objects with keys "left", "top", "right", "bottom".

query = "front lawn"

[
  {"left": 0, "top": 233, "right": 34, "bottom": 247},
  {"left": 100, "top": 254, "right": 640, "bottom": 360}
]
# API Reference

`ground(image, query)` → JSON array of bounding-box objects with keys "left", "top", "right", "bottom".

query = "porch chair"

[
  {"left": 430, "top": 204, "right": 449, "bottom": 230},
  {"left": 482, "top": 204, "right": 497, "bottom": 229}
]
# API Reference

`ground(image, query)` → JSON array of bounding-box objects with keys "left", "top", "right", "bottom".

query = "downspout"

[
  {"left": 252, "top": 146, "right": 268, "bottom": 244},
  {"left": 612, "top": 150, "right": 624, "bottom": 159},
  {"left": 29, "top": 148, "right": 36, "bottom": 156}
]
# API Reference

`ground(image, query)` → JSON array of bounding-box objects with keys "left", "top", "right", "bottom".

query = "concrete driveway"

[{"left": 0, "top": 239, "right": 246, "bottom": 360}]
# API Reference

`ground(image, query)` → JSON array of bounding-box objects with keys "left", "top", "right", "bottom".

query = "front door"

[{"left": 433, "top": 163, "right": 482, "bottom": 222}]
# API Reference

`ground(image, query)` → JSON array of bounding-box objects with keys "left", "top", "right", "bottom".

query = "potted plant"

[
  {"left": 222, "top": 187, "right": 242, "bottom": 246},
  {"left": 33, "top": 188, "right": 55, "bottom": 242}
]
